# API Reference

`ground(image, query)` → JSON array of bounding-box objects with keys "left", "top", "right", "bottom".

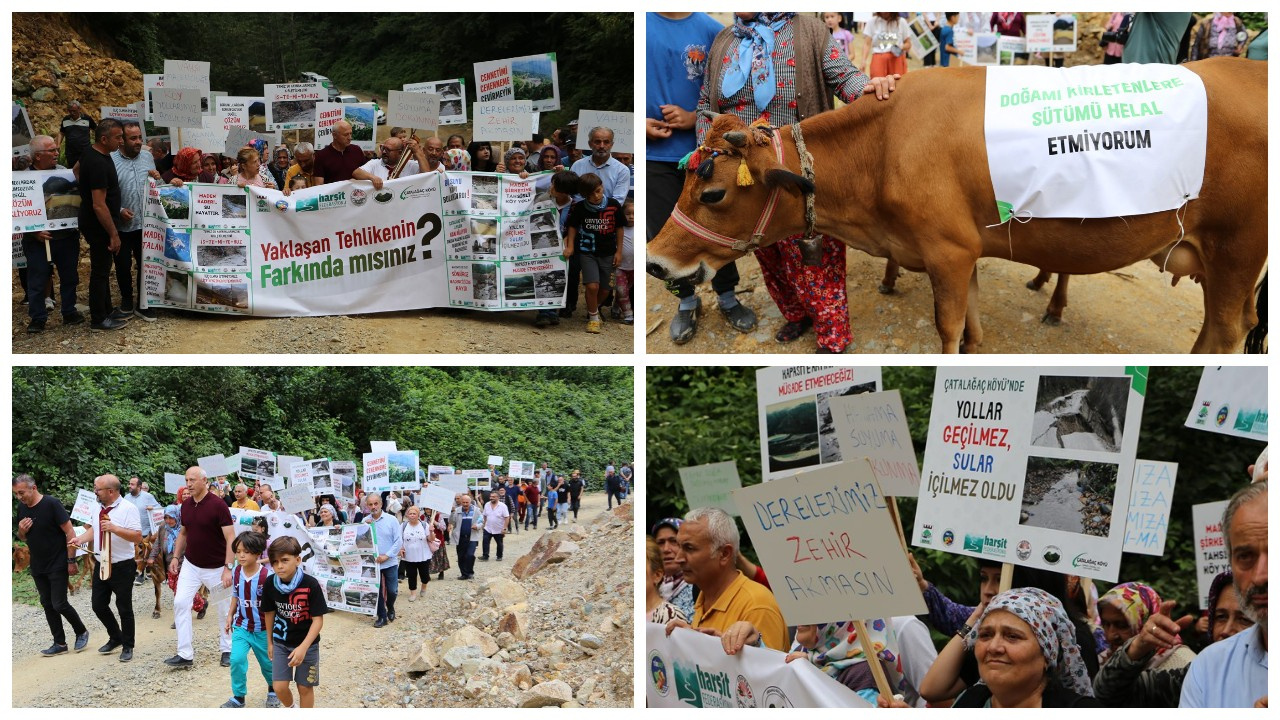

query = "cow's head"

[{"left": 647, "top": 113, "right": 813, "bottom": 284}]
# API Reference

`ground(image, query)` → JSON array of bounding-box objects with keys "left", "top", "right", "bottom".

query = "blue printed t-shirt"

[
  {"left": 939, "top": 24, "right": 955, "bottom": 67},
  {"left": 647, "top": 12, "right": 724, "bottom": 162},
  {"left": 567, "top": 199, "right": 622, "bottom": 256}
]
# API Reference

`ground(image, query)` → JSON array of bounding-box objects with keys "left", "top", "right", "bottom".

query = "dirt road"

[
  {"left": 10, "top": 492, "right": 621, "bottom": 708},
  {"left": 646, "top": 249, "right": 1209, "bottom": 354}
]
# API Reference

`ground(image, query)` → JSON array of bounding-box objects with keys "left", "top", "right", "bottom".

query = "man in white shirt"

[
  {"left": 351, "top": 136, "right": 432, "bottom": 191},
  {"left": 480, "top": 489, "right": 510, "bottom": 562},
  {"left": 73, "top": 474, "right": 143, "bottom": 662}
]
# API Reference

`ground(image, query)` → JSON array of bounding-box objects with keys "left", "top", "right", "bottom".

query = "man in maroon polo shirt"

[
  {"left": 312, "top": 121, "right": 364, "bottom": 185},
  {"left": 164, "top": 466, "right": 234, "bottom": 669}
]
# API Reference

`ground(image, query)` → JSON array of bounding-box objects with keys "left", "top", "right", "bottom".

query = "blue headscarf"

[
  {"left": 162, "top": 505, "right": 181, "bottom": 555},
  {"left": 721, "top": 13, "right": 797, "bottom": 113}
]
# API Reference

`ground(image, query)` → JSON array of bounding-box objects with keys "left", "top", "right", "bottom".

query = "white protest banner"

[
  {"left": 420, "top": 484, "right": 458, "bottom": 514},
  {"left": 164, "top": 472, "right": 186, "bottom": 494},
  {"left": 914, "top": 367, "right": 1146, "bottom": 582},
  {"left": 276, "top": 455, "right": 303, "bottom": 483},
  {"left": 162, "top": 59, "right": 210, "bottom": 95},
  {"left": 508, "top": 460, "right": 534, "bottom": 479},
  {"left": 437, "top": 474, "right": 470, "bottom": 495},
  {"left": 278, "top": 483, "right": 314, "bottom": 514},
  {"left": 207, "top": 91, "right": 226, "bottom": 116},
  {"left": 331, "top": 460, "right": 357, "bottom": 498},
  {"left": 404, "top": 79, "right": 467, "bottom": 125},
  {"left": 12, "top": 233, "right": 24, "bottom": 271},
  {"left": 998, "top": 36, "right": 1027, "bottom": 65},
  {"left": 238, "top": 447, "right": 277, "bottom": 482},
  {"left": 386, "top": 450, "right": 421, "bottom": 491},
  {"left": 473, "top": 52, "right": 560, "bottom": 112},
  {"left": 363, "top": 453, "right": 390, "bottom": 492},
  {"left": 735, "top": 461, "right": 925, "bottom": 625},
  {"left": 215, "top": 96, "right": 259, "bottom": 131},
  {"left": 646, "top": 624, "right": 874, "bottom": 709},
  {"left": 177, "top": 115, "right": 227, "bottom": 155},
  {"left": 70, "top": 489, "right": 100, "bottom": 525},
  {"left": 305, "top": 522, "right": 379, "bottom": 616},
  {"left": 576, "top": 110, "right": 633, "bottom": 153},
  {"left": 13, "top": 103, "right": 34, "bottom": 158},
  {"left": 905, "top": 14, "right": 939, "bottom": 60},
  {"left": 315, "top": 101, "right": 377, "bottom": 152},
  {"left": 190, "top": 185, "right": 249, "bottom": 235},
  {"left": 473, "top": 101, "right": 534, "bottom": 142},
  {"left": 265, "top": 83, "right": 323, "bottom": 130},
  {"left": 387, "top": 90, "right": 441, "bottom": 132},
  {"left": 1122, "top": 459, "right": 1177, "bottom": 556},
  {"left": 463, "top": 469, "right": 492, "bottom": 490},
  {"left": 756, "top": 366, "right": 882, "bottom": 482},
  {"left": 678, "top": 461, "right": 743, "bottom": 516},
  {"left": 100, "top": 105, "right": 142, "bottom": 123},
  {"left": 487, "top": 455, "right": 503, "bottom": 467},
  {"left": 984, "top": 64, "right": 1206, "bottom": 224},
  {"left": 198, "top": 453, "right": 231, "bottom": 478},
  {"left": 828, "top": 389, "right": 920, "bottom": 496},
  {"left": 973, "top": 32, "right": 999, "bottom": 66},
  {"left": 1184, "top": 366, "right": 1268, "bottom": 441},
  {"left": 11, "top": 169, "right": 79, "bottom": 233},
  {"left": 143, "top": 73, "right": 164, "bottom": 121},
  {"left": 229, "top": 508, "right": 264, "bottom": 536},
  {"left": 368, "top": 441, "right": 397, "bottom": 454},
  {"left": 1192, "top": 499, "right": 1230, "bottom": 608},
  {"left": 152, "top": 88, "right": 203, "bottom": 128},
  {"left": 223, "top": 126, "right": 273, "bottom": 157}
]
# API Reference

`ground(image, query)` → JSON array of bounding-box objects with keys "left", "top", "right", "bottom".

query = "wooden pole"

[
  {"left": 853, "top": 620, "right": 896, "bottom": 701},
  {"left": 999, "top": 562, "right": 1014, "bottom": 592}
]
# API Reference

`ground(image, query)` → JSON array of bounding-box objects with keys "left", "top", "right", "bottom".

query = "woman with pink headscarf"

[{"left": 1191, "top": 12, "right": 1248, "bottom": 59}]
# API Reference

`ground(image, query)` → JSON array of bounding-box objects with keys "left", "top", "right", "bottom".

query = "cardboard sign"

[
  {"left": 162, "top": 59, "right": 210, "bottom": 94},
  {"left": 487, "top": 455, "right": 503, "bottom": 467},
  {"left": 913, "top": 367, "right": 1146, "bottom": 582},
  {"left": 198, "top": 453, "right": 230, "bottom": 478},
  {"left": 404, "top": 78, "right": 467, "bottom": 125},
  {"left": 734, "top": 461, "right": 926, "bottom": 626},
  {"left": 756, "top": 366, "right": 883, "bottom": 482},
  {"left": 265, "top": 83, "right": 323, "bottom": 130},
  {"left": 238, "top": 447, "right": 276, "bottom": 482},
  {"left": 828, "top": 389, "right": 920, "bottom": 496},
  {"left": 363, "top": 452, "right": 390, "bottom": 492},
  {"left": 11, "top": 168, "right": 80, "bottom": 233},
  {"left": 387, "top": 90, "right": 441, "bottom": 131},
  {"left": 70, "top": 489, "right": 100, "bottom": 525},
  {"left": 164, "top": 472, "right": 187, "bottom": 494},
  {"left": 576, "top": 110, "right": 633, "bottom": 154},
  {"left": 278, "top": 483, "right": 315, "bottom": 514},
  {"left": 473, "top": 52, "right": 560, "bottom": 112},
  {"left": 508, "top": 460, "right": 534, "bottom": 479},
  {"left": 1122, "top": 459, "right": 1177, "bottom": 556},
  {"left": 1184, "top": 366, "right": 1269, "bottom": 441},
  {"left": 1192, "top": 499, "right": 1230, "bottom": 608},
  {"left": 152, "top": 88, "right": 203, "bottom": 128},
  {"left": 436, "top": 474, "right": 470, "bottom": 495},
  {"left": 677, "top": 461, "right": 743, "bottom": 516},
  {"left": 420, "top": 483, "right": 458, "bottom": 514},
  {"left": 474, "top": 101, "right": 534, "bottom": 142}
]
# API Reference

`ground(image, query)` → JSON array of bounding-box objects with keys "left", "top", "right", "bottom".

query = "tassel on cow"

[
  {"left": 695, "top": 150, "right": 718, "bottom": 180},
  {"left": 737, "top": 157, "right": 753, "bottom": 186}
]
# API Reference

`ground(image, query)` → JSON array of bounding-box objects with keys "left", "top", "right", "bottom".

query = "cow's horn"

[
  {"left": 697, "top": 110, "right": 722, "bottom": 122},
  {"left": 723, "top": 131, "right": 748, "bottom": 148}
]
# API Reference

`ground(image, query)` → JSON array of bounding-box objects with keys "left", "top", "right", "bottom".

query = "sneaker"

[
  {"left": 134, "top": 307, "right": 158, "bottom": 322},
  {"left": 264, "top": 693, "right": 282, "bottom": 708},
  {"left": 670, "top": 297, "right": 701, "bottom": 344},
  {"left": 63, "top": 312, "right": 85, "bottom": 326},
  {"left": 73, "top": 631, "right": 89, "bottom": 652},
  {"left": 163, "top": 654, "right": 193, "bottom": 668},
  {"left": 609, "top": 304, "right": 623, "bottom": 320},
  {"left": 220, "top": 697, "right": 245, "bottom": 708},
  {"left": 623, "top": 313, "right": 634, "bottom": 325},
  {"left": 90, "top": 317, "right": 127, "bottom": 332},
  {"left": 40, "top": 644, "right": 69, "bottom": 657},
  {"left": 107, "top": 308, "right": 132, "bottom": 322},
  {"left": 44, "top": 297, "right": 55, "bottom": 310},
  {"left": 27, "top": 319, "right": 46, "bottom": 334},
  {"left": 98, "top": 640, "right": 121, "bottom": 655},
  {"left": 586, "top": 318, "right": 602, "bottom": 334},
  {"left": 134, "top": 573, "right": 145, "bottom": 586},
  {"left": 220, "top": 651, "right": 231, "bottom": 667}
]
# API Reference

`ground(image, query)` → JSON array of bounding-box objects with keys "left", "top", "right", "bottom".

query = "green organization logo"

[
  {"left": 673, "top": 660, "right": 732, "bottom": 708},
  {"left": 294, "top": 196, "right": 319, "bottom": 213},
  {"left": 964, "top": 533, "right": 1007, "bottom": 557}
]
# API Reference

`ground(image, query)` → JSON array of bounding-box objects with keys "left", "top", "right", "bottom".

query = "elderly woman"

[
  {"left": 306, "top": 502, "right": 340, "bottom": 529},
  {"left": 399, "top": 505, "right": 435, "bottom": 601},
  {"left": 1096, "top": 582, "right": 1196, "bottom": 669},
  {"left": 162, "top": 147, "right": 203, "bottom": 186},
  {"left": 146, "top": 506, "right": 207, "bottom": 623},
  {"left": 232, "top": 146, "right": 277, "bottom": 189},
  {"left": 787, "top": 618, "right": 907, "bottom": 704},
  {"left": 497, "top": 146, "right": 529, "bottom": 176},
  {"left": 646, "top": 537, "right": 686, "bottom": 624},
  {"left": 537, "top": 145, "right": 561, "bottom": 172}
]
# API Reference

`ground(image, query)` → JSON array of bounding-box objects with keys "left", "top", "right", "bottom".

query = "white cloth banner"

[
  {"left": 984, "top": 64, "right": 1206, "bottom": 222},
  {"left": 646, "top": 624, "right": 873, "bottom": 708}
]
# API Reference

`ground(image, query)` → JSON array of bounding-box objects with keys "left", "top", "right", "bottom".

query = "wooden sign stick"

[
  {"left": 999, "top": 562, "right": 1014, "bottom": 593},
  {"left": 853, "top": 619, "right": 896, "bottom": 701}
]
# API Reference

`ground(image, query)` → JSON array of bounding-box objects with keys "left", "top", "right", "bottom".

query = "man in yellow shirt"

[
  {"left": 663, "top": 507, "right": 787, "bottom": 652},
  {"left": 229, "top": 484, "right": 260, "bottom": 511}
]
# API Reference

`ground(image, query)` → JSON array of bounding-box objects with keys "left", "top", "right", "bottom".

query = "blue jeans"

[
  {"left": 22, "top": 235, "right": 80, "bottom": 323},
  {"left": 376, "top": 565, "right": 398, "bottom": 620}
]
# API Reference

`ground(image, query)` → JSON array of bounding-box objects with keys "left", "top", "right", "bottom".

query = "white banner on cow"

[
  {"left": 984, "top": 64, "right": 1207, "bottom": 223},
  {"left": 913, "top": 367, "right": 1146, "bottom": 582},
  {"left": 473, "top": 53, "right": 560, "bottom": 112},
  {"left": 404, "top": 79, "right": 467, "bottom": 126},
  {"left": 1184, "top": 366, "right": 1268, "bottom": 441},
  {"left": 1192, "top": 499, "right": 1230, "bottom": 609},
  {"left": 756, "top": 366, "right": 882, "bottom": 482},
  {"left": 12, "top": 169, "right": 79, "bottom": 232},
  {"left": 646, "top": 624, "right": 873, "bottom": 708}
]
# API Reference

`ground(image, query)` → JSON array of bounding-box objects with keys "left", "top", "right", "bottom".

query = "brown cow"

[
  {"left": 13, "top": 546, "right": 94, "bottom": 594},
  {"left": 880, "top": 260, "right": 1071, "bottom": 324},
  {"left": 134, "top": 534, "right": 166, "bottom": 619},
  {"left": 647, "top": 58, "right": 1266, "bottom": 353}
]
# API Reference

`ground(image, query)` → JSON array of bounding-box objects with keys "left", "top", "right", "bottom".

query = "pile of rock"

[
  {"left": 393, "top": 502, "right": 633, "bottom": 707},
  {"left": 13, "top": 13, "right": 145, "bottom": 137}
]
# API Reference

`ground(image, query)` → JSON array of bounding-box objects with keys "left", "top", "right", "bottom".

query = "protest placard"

[
  {"left": 265, "top": 83, "right": 323, "bottom": 130},
  {"left": 508, "top": 460, "right": 534, "bottom": 479},
  {"left": 305, "top": 458, "right": 334, "bottom": 496},
  {"left": 315, "top": 101, "right": 377, "bottom": 152},
  {"left": 828, "top": 389, "right": 920, "bottom": 496},
  {"left": 756, "top": 366, "right": 883, "bottom": 482},
  {"left": 330, "top": 460, "right": 357, "bottom": 499},
  {"left": 289, "top": 460, "right": 312, "bottom": 490},
  {"left": 229, "top": 507, "right": 264, "bottom": 535},
  {"left": 1184, "top": 366, "right": 1268, "bottom": 441},
  {"left": 647, "top": 624, "right": 874, "bottom": 709},
  {"left": 13, "top": 103, "right": 34, "bottom": 158},
  {"left": 420, "top": 484, "right": 457, "bottom": 514},
  {"left": 1026, "top": 13, "right": 1077, "bottom": 53},
  {"left": 387, "top": 450, "right": 421, "bottom": 491},
  {"left": 474, "top": 101, "right": 534, "bottom": 142},
  {"left": 473, "top": 53, "right": 560, "bottom": 112},
  {"left": 275, "top": 454, "right": 302, "bottom": 485},
  {"left": 177, "top": 115, "right": 227, "bottom": 155},
  {"left": 100, "top": 105, "right": 142, "bottom": 124},
  {"left": 371, "top": 441, "right": 398, "bottom": 453},
  {"left": 163, "top": 59, "right": 210, "bottom": 95},
  {"left": 149, "top": 507, "right": 166, "bottom": 533},
  {"left": 463, "top": 469, "right": 492, "bottom": 490},
  {"left": 189, "top": 183, "right": 250, "bottom": 233},
  {"left": 11, "top": 169, "right": 79, "bottom": 233},
  {"left": 215, "top": 96, "right": 259, "bottom": 131},
  {"left": 426, "top": 465, "right": 455, "bottom": 483},
  {"left": 163, "top": 472, "right": 186, "bottom": 494},
  {"left": 143, "top": 73, "right": 164, "bottom": 121},
  {"left": 239, "top": 446, "right": 276, "bottom": 482},
  {"left": 905, "top": 14, "right": 939, "bottom": 60},
  {"left": 997, "top": 36, "right": 1028, "bottom": 65},
  {"left": 487, "top": 455, "right": 503, "bottom": 467},
  {"left": 913, "top": 367, "right": 1146, "bottom": 582},
  {"left": 436, "top": 474, "right": 470, "bottom": 495},
  {"left": 223, "top": 126, "right": 270, "bottom": 157},
  {"left": 363, "top": 453, "right": 390, "bottom": 492},
  {"left": 207, "top": 91, "right": 226, "bottom": 116},
  {"left": 1122, "top": 459, "right": 1177, "bottom": 556},
  {"left": 576, "top": 110, "right": 633, "bottom": 153},
  {"left": 388, "top": 90, "right": 441, "bottom": 132},
  {"left": 953, "top": 27, "right": 977, "bottom": 64},
  {"left": 70, "top": 489, "right": 99, "bottom": 525},
  {"left": 734, "top": 461, "right": 925, "bottom": 626},
  {"left": 198, "top": 453, "right": 231, "bottom": 478},
  {"left": 278, "top": 483, "right": 314, "bottom": 514},
  {"left": 152, "top": 88, "right": 203, "bottom": 129},
  {"left": 404, "top": 79, "right": 467, "bottom": 125},
  {"left": 677, "top": 461, "right": 742, "bottom": 516},
  {"left": 1192, "top": 499, "right": 1230, "bottom": 608}
]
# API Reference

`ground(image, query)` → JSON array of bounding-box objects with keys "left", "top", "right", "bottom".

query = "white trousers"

[{"left": 174, "top": 558, "right": 231, "bottom": 660}]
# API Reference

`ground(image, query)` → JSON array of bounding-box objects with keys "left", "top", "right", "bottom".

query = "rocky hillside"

[{"left": 13, "top": 13, "right": 144, "bottom": 136}]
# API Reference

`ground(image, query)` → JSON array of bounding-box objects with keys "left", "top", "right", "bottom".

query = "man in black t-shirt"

[
  {"left": 566, "top": 471, "right": 585, "bottom": 520},
  {"left": 59, "top": 100, "right": 96, "bottom": 170},
  {"left": 13, "top": 474, "right": 90, "bottom": 656},
  {"left": 77, "top": 117, "right": 131, "bottom": 331}
]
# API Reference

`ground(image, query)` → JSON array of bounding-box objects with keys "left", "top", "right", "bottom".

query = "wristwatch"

[{"left": 955, "top": 623, "right": 973, "bottom": 639}]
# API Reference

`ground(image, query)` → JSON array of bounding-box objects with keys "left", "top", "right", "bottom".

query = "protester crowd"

[
  {"left": 17, "top": 100, "right": 636, "bottom": 335},
  {"left": 13, "top": 459, "right": 630, "bottom": 708},
  {"left": 650, "top": 462, "right": 1268, "bottom": 708},
  {"left": 647, "top": 12, "right": 1267, "bottom": 352}
]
